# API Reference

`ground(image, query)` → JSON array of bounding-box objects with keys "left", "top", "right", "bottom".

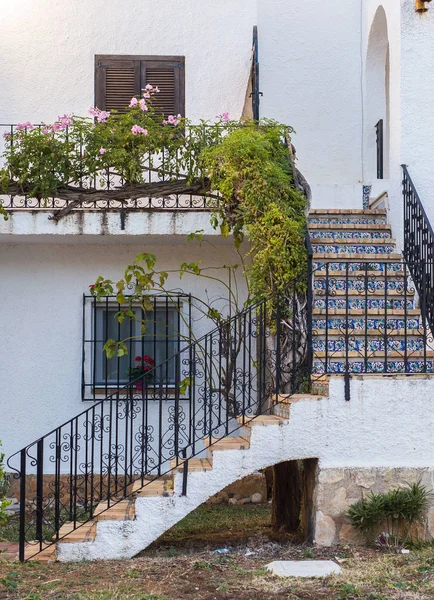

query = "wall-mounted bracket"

[{"left": 415, "top": 0, "right": 431, "bottom": 12}]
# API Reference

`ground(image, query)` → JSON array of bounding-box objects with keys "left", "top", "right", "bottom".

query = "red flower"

[
  {"left": 143, "top": 355, "right": 155, "bottom": 365},
  {"left": 135, "top": 356, "right": 142, "bottom": 362},
  {"left": 89, "top": 284, "right": 95, "bottom": 290},
  {"left": 143, "top": 366, "right": 151, "bottom": 371}
]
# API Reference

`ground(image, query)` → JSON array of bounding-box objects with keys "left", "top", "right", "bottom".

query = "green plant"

[
  {"left": 0, "top": 441, "right": 11, "bottom": 525},
  {"left": 347, "top": 482, "right": 430, "bottom": 553}
]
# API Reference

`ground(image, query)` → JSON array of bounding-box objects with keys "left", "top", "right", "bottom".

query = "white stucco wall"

[
  {"left": 258, "top": 0, "right": 364, "bottom": 208},
  {"left": 0, "top": 239, "right": 248, "bottom": 457},
  {"left": 400, "top": 1, "right": 434, "bottom": 225},
  {"left": 0, "top": 0, "right": 256, "bottom": 124}
]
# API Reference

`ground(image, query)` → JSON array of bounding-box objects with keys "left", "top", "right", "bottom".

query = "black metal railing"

[
  {"left": 8, "top": 294, "right": 294, "bottom": 561},
  {"left": 402, "top": 165, "right": 434, "bottom": 334},
  {"left": 310, "top": 259, "right": 434, "bottom": 379},
  {"left": 251, "top": 26, "right": 262, "bottom": 121},
  {"left": 0, "top": 123, "right": 221, "bottom": 212},
  {"left": 82, "top": 294, "right": 192, "bottom": 401},
  {"left": 376, "top": 119, "right": 384, "bottom": 180}
]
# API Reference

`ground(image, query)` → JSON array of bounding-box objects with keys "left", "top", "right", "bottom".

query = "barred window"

[{"left": 83, "top": 295, "right": 190, "bottom": 400}]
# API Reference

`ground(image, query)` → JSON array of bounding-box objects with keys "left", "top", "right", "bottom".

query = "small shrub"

[
  {"left": 347, "top": 481, "right": 430, "bottom": 552},
  {"left": 0, "top": 441, "right": 11, "bottom": 525}
]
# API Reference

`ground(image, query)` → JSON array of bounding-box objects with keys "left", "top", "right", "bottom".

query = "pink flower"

[
  {"left": 2, "top": 132, "right": 10, "bottom": 139},
  {"left": 217, "top": 112, "right": 230, "bottom": 123},
  {"left": 145, "top": 84, "right": 153, "bottom": 90},
  {"left": 129, "top": 97, "right": 138, "bottom": 107},
  {"left": 16, "top": 121, "right": 34, "bottom": 130},
  {"left": 131, "top": 124, "right": 148, "bottom": 135},
  {"left": 88, "top": 106, "right": 110, "bottom": 123},
  {"left": 58, "top": 114, "right": 72, "bottom": 128},
  {"left": 51, "top": 122, "right": 62, "bottom": 131},
  {"left": 165, "top": 114, "right": 181, "bottom": 126},
  {"left": 97, "top": 110, "right": 110, "bottom": 123},
  {"left": 99, "top": 147, "right": 106, "bottom": 155},
  {"left": 139, "top": 99, "right": 148, "bottom": 111},
  {"left": 143, "top": 92, "right": 151, "bottom": 99}
]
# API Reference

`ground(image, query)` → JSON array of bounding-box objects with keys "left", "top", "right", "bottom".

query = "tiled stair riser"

[
  {"left": 313, "top": 360, "right": 434, "bottom": 374},
  {"left": 312, "top": 262, "right": 405, "bottom": 273},
  {"left": 314, "top": 298, "right": 415, "bottom": 310},
  {"left": 309, "top": 209, "right": 432, "bottom": 375},
  {"left": 309, "top": 217, "right": 386, "bottom": 225},
  {"left": 313, "top": 338, "right": 427, "bottom": 352},
  {"left": 313, "top": 317, "right": 422, "bottom": 330},
  {"left": 314, "top": 279, "right": 410, "bottom": 292},
  {"left": 310, "top": 231, "right": 392, "bottom": 240},
  {"left": 311, "top": 244, "right": 395, "bottom": 255}
]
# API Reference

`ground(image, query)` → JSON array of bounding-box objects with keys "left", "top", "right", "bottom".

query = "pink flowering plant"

[{"left": 0, "top": 88, "right": 240, "bottom": 202}]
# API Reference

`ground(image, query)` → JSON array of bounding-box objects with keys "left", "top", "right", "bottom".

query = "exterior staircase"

[
  {"left": 308, "top": 209, "right": 434, "bottom": 375},
  {"left": 25, "top": 412, "right": 302, "bottom": 562}
]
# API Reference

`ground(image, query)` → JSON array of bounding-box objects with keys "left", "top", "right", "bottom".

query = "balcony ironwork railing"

[
  {"left": 0, "top": 123, "right": 220, "bottom": 213},
  {"left": 8, "top": 294, "right": 297, "bottom": 561},
  {"left": 402, "top": 165, "right": 434, "bottom": 335}
]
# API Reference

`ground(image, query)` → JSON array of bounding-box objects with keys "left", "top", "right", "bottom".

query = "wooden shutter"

[
  {"left": 95, "top": 56, "right": 185, "bottom": 117},
  {"left": 95, "top": 57, "right": 140, "bottom": 112},
  {"left": 141, "top": 59, "right": 185, "bottom": 117}
]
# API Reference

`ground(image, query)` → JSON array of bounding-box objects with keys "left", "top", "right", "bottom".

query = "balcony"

[{"left": 0, "top": 123, "right": 220, "bottom": 240}]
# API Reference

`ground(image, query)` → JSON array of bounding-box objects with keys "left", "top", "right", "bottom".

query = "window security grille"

[{"left": 82, "top": 294, "right": 191, "bottom": 401}]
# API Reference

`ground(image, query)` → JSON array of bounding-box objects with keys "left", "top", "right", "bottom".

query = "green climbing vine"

[{"left": 0, "top": 90, "right": 309, "bottom": 385}]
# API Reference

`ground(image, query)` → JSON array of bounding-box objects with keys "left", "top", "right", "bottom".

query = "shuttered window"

[{"left": 95, "top": 55, "right": 185, "bottom": 116}]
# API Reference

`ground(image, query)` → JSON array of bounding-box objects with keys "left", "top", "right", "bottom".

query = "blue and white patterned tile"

[
  {"left": 312, "top": 359, "right": 434, "bottom": 375},
  {"left": 363, "top": 185, "right": 372, "bottom": 210},
  {"left": 312, "top": 317, "right": 422, "bottom": 330},
  {"left": 313, "top": 262, "right": 404, "bottom": 273},
  {"left": 308, "top": 217, "right": 387, "bottom": 225},
  {"left": 314, "top": 298, "right": 415, "bottom": 311},
  {"left": 313, "top": 279, "right": 409, "bottom": 293},
  {"left": 310, "top": 231, "right": 391, "bottom": 240},
  {"left": 313, "top": 338, "right": 426, "bottom": 353},
  {"left": 312, "top": 244, "right": 395, "bottom": 255}
]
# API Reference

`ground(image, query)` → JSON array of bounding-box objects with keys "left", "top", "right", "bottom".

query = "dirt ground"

[{"left": 1, "top": 505, "right": 434, "bottom": 599}]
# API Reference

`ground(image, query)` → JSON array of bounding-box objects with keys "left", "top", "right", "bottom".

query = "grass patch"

[{"left": 156, "top": 503, "right": 272, "bottom": 543}]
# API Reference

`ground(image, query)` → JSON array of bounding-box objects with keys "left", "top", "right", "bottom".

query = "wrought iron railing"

[
  {"left": 402, "top": 165, "right": 434, "bottom": 334},
  {"left": 0, "top": 124, "right": 221, "bottom": 213},
  {"left": 310, "top": 259, "right": 434, "bottom": 380},
  {"left": 375, "top": 119, "right": 384, "bottom": 180},
  {"left": 8, "top": 295, "right": 294, "bottom": 561}
]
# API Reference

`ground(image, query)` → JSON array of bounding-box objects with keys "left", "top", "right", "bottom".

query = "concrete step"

[
  {"left": 24, "top": 542, "right": 56, "bottom": 562},
  {"left": 131, "top": 478, "right": 174, "bottom": 496},
  {"left": 55, "top": 522, "right": 97, "bottom": 543},
  {"left": 205, "top": 436, "right": 250, "bottom": 451},
  {"left": 170, "top": 457, "right": 213, "bottom": 472},
  {"left": 237, "top": 415, "right": 286, "bottom": 427},
  {"left": 93, "top": 499, "right": 135, "bottom": 521}
]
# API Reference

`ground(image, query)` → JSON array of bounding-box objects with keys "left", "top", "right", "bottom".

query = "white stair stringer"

[{"left": 56, "top": 400, "right": 326, "bottom": 562}]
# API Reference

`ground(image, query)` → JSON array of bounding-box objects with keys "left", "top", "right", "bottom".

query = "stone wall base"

[{"left": 314, "top": 467, "right": 434, "bottom": 546}]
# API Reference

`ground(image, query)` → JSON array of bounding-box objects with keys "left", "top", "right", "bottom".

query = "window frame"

[
  {"left": 82, "top": 294, "right": 191, "bottom": 401},
  {"left": 94, "top": 54, "right": 186, "bottom": 116}
]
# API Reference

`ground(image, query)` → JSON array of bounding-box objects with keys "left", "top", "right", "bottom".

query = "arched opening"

[{"left": 365, "top": 6, "right": 390, "bottom": 181}]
